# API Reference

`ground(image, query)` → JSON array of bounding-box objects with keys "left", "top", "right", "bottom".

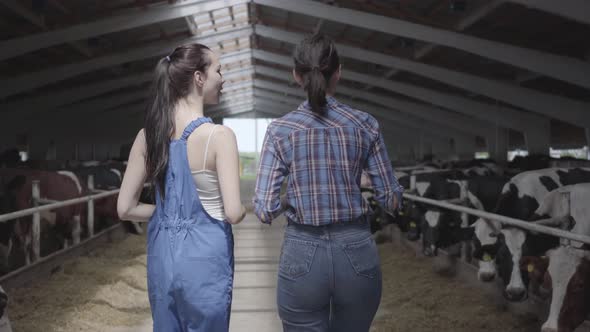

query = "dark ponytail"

[
  {"left": 144, "top": 43, "right": 211, "bottom": 198},
  {"left": 293, "top": 33, "right": 340, "bottom": 114}
]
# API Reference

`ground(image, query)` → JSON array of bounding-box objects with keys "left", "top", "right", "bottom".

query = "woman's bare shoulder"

[
  {"left": 129, "top": 129, "right": 147, "bottom": 156},
  {"left": 136, "top": 128, "right": 145, "bottom": 139},
  {"left": 212, "top": 125, "right": 236, "bottom": 142},
  {"left": 134, "top": 128, "right": 146, "bottom": 146}
]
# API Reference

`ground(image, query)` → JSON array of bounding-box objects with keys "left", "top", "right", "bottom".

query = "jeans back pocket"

[
  {"left": 279, "top": 238, "right": 318, "bottom": 280},
  {"left": 343, "top": 236, "right": 380, "bottom": 278}
]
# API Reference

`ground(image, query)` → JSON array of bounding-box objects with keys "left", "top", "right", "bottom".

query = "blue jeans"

[{"left": 277, "top": 222, "right": 382, "bottom": 332}]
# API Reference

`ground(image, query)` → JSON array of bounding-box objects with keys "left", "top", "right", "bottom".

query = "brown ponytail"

[{"left": 293, "top": 33, "right": 340, "bottom": 114}]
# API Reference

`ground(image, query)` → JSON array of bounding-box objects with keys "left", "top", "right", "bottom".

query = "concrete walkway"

[{"left": 229, "top": 214, "right": 284, "bottom": 332}]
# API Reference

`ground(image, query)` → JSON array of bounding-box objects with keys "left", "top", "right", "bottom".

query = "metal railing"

[
  {"left": 403, "top": 175, "right": 590, "bottom": 246},
  {"left": 0, "top": 175, "right": 142, "bottom": 263}
]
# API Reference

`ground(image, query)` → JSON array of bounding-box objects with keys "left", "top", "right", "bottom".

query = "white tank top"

[{"left": 191, "top": 125, "right": 225, "bottom": 220}]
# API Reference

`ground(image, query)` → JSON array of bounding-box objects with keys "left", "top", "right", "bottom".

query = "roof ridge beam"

[
  {"left": 0, "top": 27, "right": 253, "bottom": 99},
  {"left": 507, "top": 0, "right": 590, "bottom": 25},
  {"left": 254, "top": 25, "right": 590, "bottom": 128},
  {"left": 0, "top": 0, "right": 250, "bottom": 61},
  {"left": 253, "top": 0, "right": 590, "bottom": 89}
]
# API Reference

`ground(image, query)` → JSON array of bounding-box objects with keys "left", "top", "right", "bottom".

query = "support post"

[
  {"left": 87, "top": 175, "right": 95, "bottom": 237},
  {"left": 31, "top": 180, "right": 41, "bottom": 263}
]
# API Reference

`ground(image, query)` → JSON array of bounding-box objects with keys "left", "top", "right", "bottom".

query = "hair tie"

[{"left": 165, "top": 55, "right": 171, "bottom": 62}]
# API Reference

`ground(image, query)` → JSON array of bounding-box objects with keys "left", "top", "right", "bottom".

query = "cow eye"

[{"left": 571, "top": 279, "right": 585, "bottom": 292}]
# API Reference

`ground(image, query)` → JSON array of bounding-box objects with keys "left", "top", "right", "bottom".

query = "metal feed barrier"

[
  {"left": 404, "top": 175, "right": 590, "bottom": 247},
  {"left": 0, "top": 176, "right": 147, "bottom": 263}
]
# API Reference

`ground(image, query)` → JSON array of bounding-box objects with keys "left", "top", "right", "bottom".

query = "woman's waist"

[{"left": 284, "top": 218, "right": 370, "bottom": 243}]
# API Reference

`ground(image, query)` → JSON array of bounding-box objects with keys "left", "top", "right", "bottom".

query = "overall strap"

[
  {"left": 202, "top": 125, "right": 220, "bottom": 169},
  {"left": 180, "top": 117, "right": 213, "bottom": 141}
]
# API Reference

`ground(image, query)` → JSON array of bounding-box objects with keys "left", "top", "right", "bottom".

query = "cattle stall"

[
  {"left": 0, "top": 216, "right": 546, "bottom": 332},
  {"left": 0, "top": 177, "right": 144, "bottom": 286},
  {"left": 395, "top": 174, "right": 590, "bottom": 332}
]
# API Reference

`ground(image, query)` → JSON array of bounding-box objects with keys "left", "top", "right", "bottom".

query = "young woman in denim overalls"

[{"left": 118, "top": 43, "right": 246, "bottom": 332}]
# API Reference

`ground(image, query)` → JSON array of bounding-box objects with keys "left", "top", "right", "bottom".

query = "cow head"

[
  {"left": 421, "top": 209, "right": 441, "bottom": 256},
  {"left": 520, "top": 255, "right": 551, "bottom": 298},
  {"left": 0, "top": 286, "right": 7, "bottom": 319},
  {"left": 421, "top": 209, "right": 462, "bottom": 257},
  {"left": 495, "top": 228, "right": 530, "bottom": 301},
  {"left": 403, "top": 202, "right": 423, "bottom": 242},
  {"left": 496, "top": 227, "right": 560, "bottom": 302},
  {"left": 419, "top": 179, "right": 462, "bottom": 256},
  {"left": 541, "top": 247, "right": 590, "bottom": 332},
  {"left": 471, "top": 218, "right": 501, "bottom": 282}
]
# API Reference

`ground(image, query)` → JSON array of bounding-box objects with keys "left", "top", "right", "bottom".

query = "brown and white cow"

[
  {"left": 542, "top": 246, "right": 590, "bottom": 332},
  {"left": 525, "top": 184, "right": 590, "bottom": 332},
  {"left": 0, "top": 169, "right": 84, "bottom": 264}
]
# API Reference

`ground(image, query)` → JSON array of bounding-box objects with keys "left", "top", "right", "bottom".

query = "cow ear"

[
  {"left": 545, "top": 248, "right": 558, "bottom": 260},
  {"left": 489, "top": 231, "right": 501, "bottom": 238}
]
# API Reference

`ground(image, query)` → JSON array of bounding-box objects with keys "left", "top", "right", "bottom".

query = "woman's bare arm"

[
  {"left": 117, "top": 129, "right": 156, "bottom": 222},
  {"left": 214, "top": 126, "right": 246, "bottom": 224}
]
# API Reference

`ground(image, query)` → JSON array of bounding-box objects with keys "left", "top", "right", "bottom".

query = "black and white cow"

[
  {"left": 395, "top": 171, "right": 409, "bottom": 190},
  {"left": 396, "top": 170, "right": 463, "bottom": 241},
  {"left": 0, "top": 286, "right": 6, "bottom": 319},
  {"left": 0, "top": 149, "right": 20, "bottom": 168},
  {"left": 0, "top": 194, "right": 14, "bottom": 276},
  {"left": 361, "top": 172, "right": 396, "bottom": 241},
  {"left": 483, "top": 168, "right": 590, "bottom": 302},
  {"left": 442, "top": 159, "right": 503, "bottom": 176},
  {"left": 507, "top": 154, "right": 554, "bottom": 172},
  {"left": 419, "top": 175, "right": 509, "bottom": 257},
  {"left": 418, "top": 173, "right": 464, "bottom": 256},
  {"left": 71, "top": 165, "right": 122, "bottom": 190},
  {"left": 70, "top": 165, "right": 141, "bottom": 235},
  {"left": 0, "top": 176, "right": 26, "bottom": 275},
  {"left": 400, "top": 170, "right": 466, "bottom": 251},
  {"left": 0, "top": 285, "right": 11, "bottom": 332}
]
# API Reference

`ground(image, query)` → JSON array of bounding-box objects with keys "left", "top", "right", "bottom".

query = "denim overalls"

[{"left": 146, "top": 117, "right": 234, "bottom": 331}]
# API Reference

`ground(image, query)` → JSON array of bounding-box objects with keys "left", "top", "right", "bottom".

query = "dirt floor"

[
  {"left": 5, "top": 230, "right": 541, "bottom": 332},
  {"left": 370, "top": 243, "right": 540, "bottom": 332},
  {"left": 7, "top": 234, "right": 150, "bottom": 332}
]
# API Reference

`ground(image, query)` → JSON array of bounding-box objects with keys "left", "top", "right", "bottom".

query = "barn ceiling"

[{"left": 0, "top": 0, "right": 589, "bottom": 149}]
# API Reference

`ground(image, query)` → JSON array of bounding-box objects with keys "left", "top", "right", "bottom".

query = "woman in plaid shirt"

[{"left": 254, "top": 33, "right": 403, "bottom": 332}]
